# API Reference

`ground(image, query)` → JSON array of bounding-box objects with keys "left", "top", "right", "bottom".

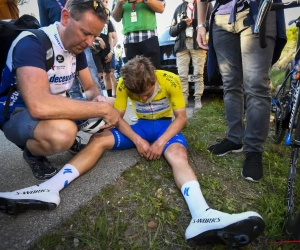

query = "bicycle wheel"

[
  {"left": 273, "top": 66, "right": 293, "bottom": 144},
  {"left": 285, "top": 108, "right": 300, "bottom": 238}
]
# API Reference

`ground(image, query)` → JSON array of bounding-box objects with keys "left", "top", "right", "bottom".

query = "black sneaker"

[
  {"left": 207, "top": 138, "right": 243, "bottom": 156},
  {"left": 241, "top": 152, "right": 263, "bottom": 182},
  {"left": 68, "top": 136, "right": 86, "bottom": 154},
  {"left": 23, "top": 148, "right": 58, "bottom": 180}
]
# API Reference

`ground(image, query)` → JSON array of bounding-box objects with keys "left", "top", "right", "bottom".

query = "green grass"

[
  {"left": 271, "top": 69, "right": 286, "bottom": 90},
  {"left": 31, "top": 99, "right": 300, "bottom": 250}
]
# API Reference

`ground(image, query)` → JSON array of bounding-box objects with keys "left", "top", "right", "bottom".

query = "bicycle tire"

[
  {"left": 273, "top": 64, "right": 293, "bottom": 144},
  {"left": 285, "top": 108, "right": 300, "bottom": 238}
]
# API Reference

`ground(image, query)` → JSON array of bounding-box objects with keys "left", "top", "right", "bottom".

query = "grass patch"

[
  {"left": 32, "top": 98, "right": 300, "bottom": 250},
  {"left": 271, "top": 68, "right": 286, "bottom": 90}
]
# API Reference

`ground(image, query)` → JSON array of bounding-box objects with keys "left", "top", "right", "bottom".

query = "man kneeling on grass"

[{"left": 0, "top": 56, "right": 265, "bottom": 248}]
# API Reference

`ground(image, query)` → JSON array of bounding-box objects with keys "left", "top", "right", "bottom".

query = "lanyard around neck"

[
  {"left": 132, "top": 3, "right": 136, "bottom": 11},
  {"left": 56, "top": 0, "right": 67, "bottom": 10},
  {"left": 186, "top": 2, "right": 196, "bottom": 19}
]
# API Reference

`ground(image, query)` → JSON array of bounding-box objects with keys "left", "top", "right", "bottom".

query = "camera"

[{"left": 182, "top": 15, "right": 188, "bottom": 21}]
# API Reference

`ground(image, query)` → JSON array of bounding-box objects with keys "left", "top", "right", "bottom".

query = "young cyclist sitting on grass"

[{"left": 0, "top": 56, "right": 265, "bottom": 248}]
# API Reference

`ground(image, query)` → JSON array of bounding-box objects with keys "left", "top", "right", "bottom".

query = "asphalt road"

[{"left": 0, "top": 99, "right": 197, "bottom": 250}]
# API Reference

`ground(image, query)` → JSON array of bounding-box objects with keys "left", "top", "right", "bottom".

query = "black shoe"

[
  {"left": 241, "top": 152, "right": 263, "bottom": 182},
  {"left": 68, "top": 136, "right": 86, "bottom": 154},
  {"left": 23, "top": 148, "right": 58, "bottom": 180},
  {"left": 207, "top": 138, "right": 243, "bottom": 156}
]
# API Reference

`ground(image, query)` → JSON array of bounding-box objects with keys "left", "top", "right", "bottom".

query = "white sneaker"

[
  {"left": 194, "top": 99, "right": 202, "bottom": 111},
  {"left": 0, "top": 185, "right": 60, "bottom": 215},
  {"left": 186, "top": 209, "right": 265, "bottom": 248}
]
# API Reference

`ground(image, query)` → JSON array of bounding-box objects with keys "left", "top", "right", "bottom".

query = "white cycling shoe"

[
  {"left": 186, "top": 208, "right": 265, "bottom": 248},
  {"left": 0, "top": 185, "right": 60, "bottom": 215}
]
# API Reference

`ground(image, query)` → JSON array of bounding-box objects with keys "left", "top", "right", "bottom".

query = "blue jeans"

[
  {"left": 69, "top": 48, "right": 99, "bottom": 98},
  {"left": 213, "top": 9, "right": 276, "bottom": 153}
]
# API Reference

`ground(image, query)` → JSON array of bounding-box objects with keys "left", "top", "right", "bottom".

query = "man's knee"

[
  {"left": 89, "top": 130, "right": 114, "bottom": 150},
  {"left": 36, "top": 120, "right": 78, "bottom": 152}
]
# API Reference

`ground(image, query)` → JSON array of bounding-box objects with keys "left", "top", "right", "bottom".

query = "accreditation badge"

[{"left": 131, "top": 11, "right": 137, "bottom": 22}]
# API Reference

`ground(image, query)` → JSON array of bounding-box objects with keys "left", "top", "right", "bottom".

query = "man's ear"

[{"left": 61, "top": 9, "right": 71, "bottom": 26}]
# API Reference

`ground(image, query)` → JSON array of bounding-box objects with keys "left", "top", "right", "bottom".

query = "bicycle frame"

[
  {"left": 283, "top": 24, "right": 300, "bottom": 145},
  {"left": 272, "top": 15, "right": 300, "bottom": 146}
]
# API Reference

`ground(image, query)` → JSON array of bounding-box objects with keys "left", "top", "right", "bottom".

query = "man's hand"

[
  {"left": 93, "top": 95, "right": 107, "bottom": 102},
  {"left": 105, "top": 52, "right": 113, "bottom": 63},
  {"left": 145, "top": 138, "right": 166, "bottom": 160},
  {"left": 135, "top": 137, "right": 151, "bottom": 158},
  {"left": 117, "top": 0, "right": 127, "bottom": 4},
  {"left": 95, "top": 37, "right": 106, "bottom": 49},
  {"left": 185, "top": 18, "right": 193, "bottom": 27},
  {"left": 196, "top": 27, "right": 209, "bottom": 50},
  {"left": 101, "top": 104, "right": 120, "bottom": 130}
]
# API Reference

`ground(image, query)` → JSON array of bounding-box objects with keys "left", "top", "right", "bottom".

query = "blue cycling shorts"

[{"left": 110, "top": 118, "right": 188, "bottom": 153}]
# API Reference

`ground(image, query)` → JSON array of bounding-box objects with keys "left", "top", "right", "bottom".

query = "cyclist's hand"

[
  {"left": 197, "top": 27, "right": 208, "bottom": 50},
  {"left": 135, "top": 138, "right": 151, "bottom": 158},
  {"left": 146, "top": 139, "right": 165, "bottom": 160}
]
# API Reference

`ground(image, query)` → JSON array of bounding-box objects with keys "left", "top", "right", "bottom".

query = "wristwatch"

[
  {"left": 143, "top": 0, "right": 149, "bottom": 3},
  {"left": 196, "top": 24, "right": 206, "bottom": 30}
]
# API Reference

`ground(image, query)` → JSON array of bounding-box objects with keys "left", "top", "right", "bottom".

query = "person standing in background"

[
  {"left": 37, "top": 0, "right": 66, "bottom": 27},
  {"left": 0, "top": 0, "right": 19, "bottom": 20},
  {"left": 196, "top": 0, "right": 286, "bottom": 182},
  {"left": 112, "top": 0, "right": 165, "bottom": 122},
  {"left": 92, "top": 1, "right": 115, "bottom": 97},
  {"left": 170, "top": 0, "right": 212, "bottom": 110},
  {"left": 110, "top": 22, "right": 119, "bottom": 97}
]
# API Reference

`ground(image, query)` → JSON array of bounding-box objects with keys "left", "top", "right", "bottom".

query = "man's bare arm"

[
  {"left": 112, "top": 0, "right": 126, "bottom": 22},
  {"left": 17, "top": 66, "right": 119, "bottom": 126},
  {"left": 139, "top": 0, "right": 165, "bottom": 13},
  {"left": 197, "top": 0, "right": 209, "bottom": 49},
  {"left": 77, "top": 67, "right": 102, "bottom": 100}
]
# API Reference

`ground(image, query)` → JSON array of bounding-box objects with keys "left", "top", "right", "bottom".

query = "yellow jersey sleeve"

[{"left": 156, "top": 71, "right": 185, "bottom": 111}]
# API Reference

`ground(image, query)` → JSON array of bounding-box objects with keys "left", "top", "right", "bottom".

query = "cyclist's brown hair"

[{"left": 121, "top": 56, "right": 157, "bottom": 94}]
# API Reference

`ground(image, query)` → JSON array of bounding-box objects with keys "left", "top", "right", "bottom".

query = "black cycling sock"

[{"left": 107, "top": 89, "right": 112, "bottom": 97}]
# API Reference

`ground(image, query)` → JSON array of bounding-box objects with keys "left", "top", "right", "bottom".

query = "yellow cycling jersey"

[{"left": 114, "top": 70, "right": 185, "bottom": 120}]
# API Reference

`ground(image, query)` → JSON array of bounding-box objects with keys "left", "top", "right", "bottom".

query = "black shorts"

[{"left": 92, "top": 50, "right": 111, "bottom": 73}]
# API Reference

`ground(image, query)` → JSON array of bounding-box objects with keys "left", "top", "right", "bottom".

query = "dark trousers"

[{"left": 124, "top": 36, "right": 161, "bottom": 69}]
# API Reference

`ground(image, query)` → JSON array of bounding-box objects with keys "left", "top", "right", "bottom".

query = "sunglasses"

[{"left": 69, "top": 0, "right": 106, "bottom": 14}]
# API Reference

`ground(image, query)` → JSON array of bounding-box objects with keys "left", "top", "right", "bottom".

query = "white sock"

[
  {"left": 39, "top": 164, "right": 80, "bottom": 192},
  {"left": 181, "top": 180, "right": 210, "bottom": 218}
]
